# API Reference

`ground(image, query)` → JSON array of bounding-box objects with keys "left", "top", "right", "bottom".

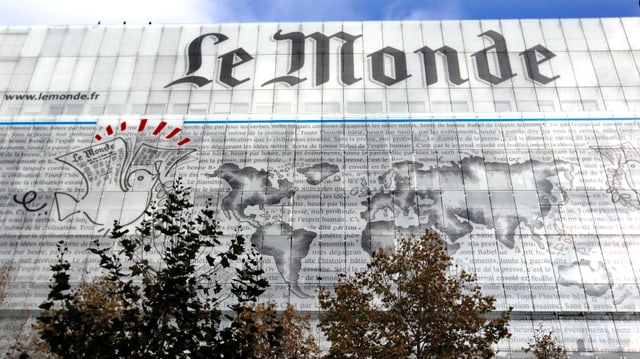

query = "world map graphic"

[{"left": 204, "top": 153, "right": 627, "bottom": 302}]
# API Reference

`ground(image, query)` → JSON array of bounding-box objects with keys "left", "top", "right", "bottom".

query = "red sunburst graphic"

[{"left": 94, "top": 119, "right": 191, "bottom": 146}]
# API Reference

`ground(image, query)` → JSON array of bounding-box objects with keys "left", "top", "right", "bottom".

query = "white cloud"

[
  {"left": 404, "top": 6, "right": 462, "bottom": 21},
  {"left": 383, "top": 0, "right": 463, "bottom": 21},
  {"left": 0, "top": 0, "right": 228, "bottom": 26},
  {"left": 0, "top": 0, "right": 369, "bottom": 26},
  {"left": 215, "top": 0, "right": 365, "bottom": 23}
]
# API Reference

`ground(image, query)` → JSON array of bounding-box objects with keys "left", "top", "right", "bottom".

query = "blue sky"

[{"left": 0, "top": 0, "right": 638, "bottom": 26}]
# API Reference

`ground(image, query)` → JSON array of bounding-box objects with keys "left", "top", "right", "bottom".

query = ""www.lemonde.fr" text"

[{"left": 4, "top": 92, "right": 100, "bottom": 101}]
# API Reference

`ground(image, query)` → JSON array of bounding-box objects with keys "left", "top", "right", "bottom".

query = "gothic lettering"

[
  {"left": 472, "top": 30, "right": 516, "bottom": 85},
  {"left": 165, "top": 33, "right": 229, "bottom": 88},
  {"left": 520, "top": 44, "right": 560, "bottom": 84},
  {"left": 167, "top": 29, "right": 559, "bottom": 89},
  {"left": 218, "top": 48, "right": 254, "bottom": 87},
  {"left": 368, "top": 46, "right": 411, "bottom": 86},
  {"left": 262, "top": 30, "right": 308, "bottom": 87},
  {"left": 415, "top": 45, "right": 468, "bottom": 86},
  {"left": 262, "top": 30, "right": 362, "bottom": 87}
]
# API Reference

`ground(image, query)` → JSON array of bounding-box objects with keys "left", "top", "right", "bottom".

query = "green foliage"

[
  {"left": 319, "top": 230, "right": 512, "bottom": 359},
  {"left": 523, "top": 324, "right": 568, "bottom": 359},
  {"left": 35, "top": 179, "right": 274, "bottom": 358}
]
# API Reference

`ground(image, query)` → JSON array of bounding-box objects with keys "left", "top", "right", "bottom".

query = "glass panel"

[
  {"left": 21, "top": 27, "right": 47, "bottom": 57},
  {"left": 382, "top": 22, "right": 404, "bottom": 51},
  {"left": 119, "top": 27, "right": 143, "bottom": 56},
  {"left": 47, "top": 104, "right": 64, "bottom": 115},
  {"left": 514, "top": 88, "right": 538, "bottom": 112},
  {"left": 492, "top": 88, "right": 515, "bottom": 113},
  {"left": 450, "top": 89, "right": 473, "bottom": 112},
  {"left": 28, "top": 57, "right": 56, "bottom": 91},
  {"left": 231, "top": 89, "right": 252, "bottom": 114},
  {"left": 109, "top": 57, "right": 135, "bottom": 90},
  {"left": 323, "top": 94, "right": 341, "bottom": 114},
  {"left": 79, "top": 27, "right": 104, "bottom": 56},
  {"left": 520, "top": 19, "right": 545, "bottom": 48},
  {"left": 362, "top": 22, "right": 383, "bottom": 54},
  {"left": 237, "top": 23, "right": 260, "bottom": 55},
  {"left": 588, "top": 320, "right": 621, "bottom": 352},
  {"left": 540, "top": 19, "right": 568, "bottom": 52},
  {"left": 364, "top": 89, "right": 386, "bottom": 115},
  {"left": 569, "top": 52, "right": 598, "bottom": 86},
  {"left": 461, "top": 20, "right": 483, "bottom": 54},
  {"left": 89, "top": 57, "right": 116, "bottom": 90},
  {"left": 591, "top": 52, "right": 620, "bottom": 86},
  {"left": 616, "top": 320, "right": 640, "bottom": 352},
  {"left": 138, "top": 26, "right": 162, "bottom": 55},
  {"left": 547, "top": 52, "right": 577, "bottom": 87},
  {"left": 439, "top": 20, "right": 462, "bottom": 50},
  {"left": 551, "top": 235, "right": 589, "bottom": 311},
  {"left": 557, "top": 87, "right": 581, "bottom": 111},
  {"left": 578, "top": 87, "right": 604, "bottom": 111},
  {"left": 157, "top": 26, "right": 181, "bottom": 56},
  {"left": 574, "top": 235, "right": 615, "bottom": 312},
  {"left": 129, "top": 56, "right": 155, "bottom": 91},
  {"left": 401, "top": 21, "right": 423, "bottom": 53},
  {"left": 64, "top": 104, "right": 84, "bottom": 115},
  {"left": 0, "top": 30, "right": 27, "bottom": 57},
  {"left": 253, "top": 89, "right": 273, "bottom": 114},
  {"left": 429, "top": 89, "right": 450, "bottom": 113},
  {"left": 561, "top": 19, "right": 587, "bottom": 52},
  {"left": 560, "top": 319, "right": 592, "bottom": 352},
  {"left": 99, "top": 27, "right": 123, "bottom": 56},
  {"left": 535, "top": 88, "right": 559, "bottom": 112},
  {"left": 68, "top": 57, "right": 96, "bottom": 91},
  {"left": 471, "top": 87, "right": 494, "bottom": 113},
  {"left": 60, "top": 27, "right": 84, "bottom": 55},
  {"left": 40, "top": 28, "right": 66, "bottom": 56},
  {"left": 0, "top": 60, "right": 16, "bottom": 91},
  {"left": 602, "top": 87, "right": 627, "bottom": 111},
  {"left": 623, "top": 87, "right": 640, "bottom": 109},
  {"left": 150, "top": 55, "right": 177, "bottom": 89},
  {"left": 612, "top": 52, "right": 640, "bottom": 86},
  {"left": 621, "top": 18, "right": 640, "bottom": 50},
  {"left": 602, "top": 18, "right": 630, "bottom": 51},
  {"left": 274, "top": 89, "right": 297, "bottom": 113},
  {"left": 256, "top": 22, "right": 279, "bottom": 55},
  {"left": 581, "top": 18, "right": 609, "bottom": 51},
  {"left": 49, "top": 58, "right": 76, "bottom": 91}
]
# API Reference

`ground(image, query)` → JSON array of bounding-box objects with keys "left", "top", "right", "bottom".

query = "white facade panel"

[{"left": 0, "top": 18, "right": 639, "bottom": 356}]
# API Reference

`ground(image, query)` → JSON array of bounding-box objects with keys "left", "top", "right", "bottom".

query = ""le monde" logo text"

[{"left": 166, "top": 29, "right": 559, "bottom": 89}]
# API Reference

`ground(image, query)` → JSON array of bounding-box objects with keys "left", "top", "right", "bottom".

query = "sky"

[{"left": 0, "top": 0, "right": 638, "bottom": 26}]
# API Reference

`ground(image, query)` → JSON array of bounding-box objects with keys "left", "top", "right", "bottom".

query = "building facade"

[{"left": 0, "top": 18, "right": 640, "bottom": 356}]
